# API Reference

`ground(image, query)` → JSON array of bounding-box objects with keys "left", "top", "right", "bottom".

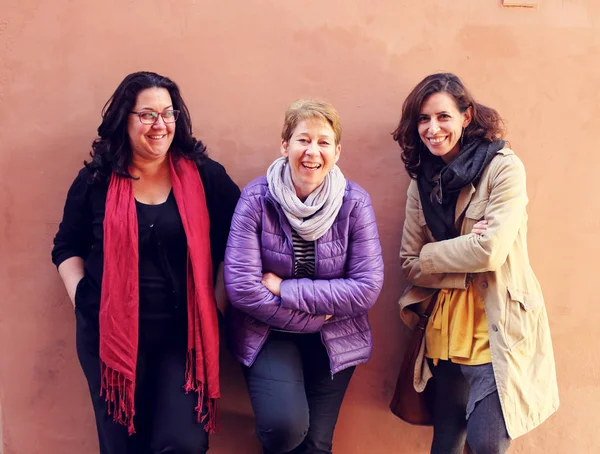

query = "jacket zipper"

[
  {"left": 266, "top": 193, "right": 334, "bottom": 378},
  {"left": 314, "top": 236, "right": 334, "bottom": 378}
]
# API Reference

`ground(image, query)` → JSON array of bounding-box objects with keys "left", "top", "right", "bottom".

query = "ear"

[
  {"left": 280, "top": 139, "right": 289, "bottom": 158},
  {"left": 462, "top": 105, "right": 473, "bottom": 128},
  {"left": 334, "top": 143, "right": 341, "bottom": 163}
]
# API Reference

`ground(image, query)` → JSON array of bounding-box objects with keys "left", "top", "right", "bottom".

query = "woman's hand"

[
  {"left": 471, "top": 220, "right": 488, "bottom": 235},
  {"left": 261, "top": 272, "right": 283, "bottom": 297}
]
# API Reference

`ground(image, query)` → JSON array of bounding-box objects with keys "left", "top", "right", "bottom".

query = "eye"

[
  {"left": 320, "top": 141, "right": 330, "bottom": 146},
  {"left": 140, "top": 112, "right": 157, "bottom": 121},
  {"left": 418, "top": 116, "right": 429, "bottom": 123},
  {"left": 163, "top": 110, "right": 175, "bottom": 119},
  {"left": 439, "top": 114, "right": 451, "bottom": 119},
  {"left": 298, "top": 138, "right": 308, "bottom": 143}
]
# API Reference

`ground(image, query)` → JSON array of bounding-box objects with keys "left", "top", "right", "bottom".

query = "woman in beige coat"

[{"left": 393, "top": 73, "right": 558, "bottom": 454}]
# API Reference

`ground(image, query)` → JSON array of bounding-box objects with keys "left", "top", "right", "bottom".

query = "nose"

[
  {"left": 152, "top": 114, "right": 166, "bottom": 128},
  {"left": 429, "top": 119, "right": 440, "bottom": 134},
  {"left": 305, "top": 142, "right": 319, "bottom": 156}
]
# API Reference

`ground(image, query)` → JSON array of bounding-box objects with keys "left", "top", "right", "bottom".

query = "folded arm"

[
  {"left": 224, "top": 191, "right": 325, "bottom": 332},
  {"left": 419, "top": 155, "right": 527, "bottom": 274},
  {"left": 400, "top": 181, "right": 469, "bottom": 289},
  {"left": 279, "top": 195, "right": 384, "bottom": 316}
]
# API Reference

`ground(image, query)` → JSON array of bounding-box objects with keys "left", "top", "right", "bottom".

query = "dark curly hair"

[
  {"left": 392, "top": 73, "right": 505, "bottom": 179},
  {"left": 85, "top": 71, "right": 206, "bottom": 182}
]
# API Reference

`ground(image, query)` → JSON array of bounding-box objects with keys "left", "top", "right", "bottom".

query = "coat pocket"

[
  {"left": 503, "top": 287, "right": 543, "bottom": 351},
  {"left": 507, "top": 287, "right": 543, "bottom": 312},
  {"left": 465, "top": 198, "right": 488, "bottom": 220},
  {"left": 417, "top": 209, "right": 437, "bottom": 243},
  {"left": 73, "top": 276, "right": 87, "bottom": 310},
  {"left": 462, "top": 198, "right": 488, "bottom": 235}
]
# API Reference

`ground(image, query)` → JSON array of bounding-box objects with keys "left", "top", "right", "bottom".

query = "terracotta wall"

[{"left": 1, "top": 0, "right": 599, "bottom": 452}]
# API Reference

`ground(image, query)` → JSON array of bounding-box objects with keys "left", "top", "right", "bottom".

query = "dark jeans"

[
  {"left": 429, "top": 360, "right": 511, "bottom": 454},
  {"left": 76, "top": 309, "right": 209, "bottom": 454},
  {"left": 243, "top": 331, "right": 355, "bottom": 454}
]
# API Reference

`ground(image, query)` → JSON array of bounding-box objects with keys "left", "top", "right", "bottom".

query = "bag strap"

[{"left": 415, "top": 293, "right": 438, "bottom": 331}]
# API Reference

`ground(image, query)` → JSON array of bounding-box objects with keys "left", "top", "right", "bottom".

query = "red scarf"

[{"left": 99, "top": 154, "right": 219, "bottom": 435}]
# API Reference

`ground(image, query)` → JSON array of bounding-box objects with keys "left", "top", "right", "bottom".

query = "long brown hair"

[
  {"left": 392, "top": 73, "right": 505, "bottom": 179},
  {"left": 85, "top": 71, "right": 206, "bottom": 183}
]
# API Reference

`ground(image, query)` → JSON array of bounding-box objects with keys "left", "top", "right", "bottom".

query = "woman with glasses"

[
  {"left": 224, "top": 99, "right": 384, "bottom": 454},
  {"left": 394, "top": 73, "right": 559, "bottom": 453},
  {"left": 52, "top": 71, "right": 240, "bottom": 453}
]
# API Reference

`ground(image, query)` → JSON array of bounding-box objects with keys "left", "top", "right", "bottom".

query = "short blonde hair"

[{"left": 281, "top": 99, "right": 342, "bottom": 145}]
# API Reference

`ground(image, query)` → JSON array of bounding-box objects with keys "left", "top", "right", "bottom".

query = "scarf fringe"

[
  {"left": 204, "top": 398, "right": 218, "bottom": 434},
  {"left": 100, "top": 361, "right": 136, "bottom": 435},
  {"left": 185, "top": 349, "right": 219, "bottom": 434},
  {"left": 100, "top": 157, "right": 220, "bottom": 436}
]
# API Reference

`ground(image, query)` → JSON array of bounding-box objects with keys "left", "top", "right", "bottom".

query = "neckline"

[{"left": 135, "top": 188, "right": 173, "bottom": 207}]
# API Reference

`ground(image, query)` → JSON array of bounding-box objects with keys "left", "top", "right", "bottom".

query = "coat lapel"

[{"left": 454, "top": 184, "right": 476, "bottom": 226}]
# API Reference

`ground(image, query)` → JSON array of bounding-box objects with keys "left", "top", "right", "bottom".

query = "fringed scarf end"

[
  {"left": 184, "top": 349, "right": 219, "bottom": 434},
  {"left": 100, "top": 361, "right": 136, "bottom": 435},
  {"left": 184, "top": 349, "right": 197, "bottom": 392},
  {"left": 202, "top": 398, "right": 219, "bottom": 434}
]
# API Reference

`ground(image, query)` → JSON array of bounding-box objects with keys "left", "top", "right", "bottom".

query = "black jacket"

[{"left": 52, "top": 157, "right": 241, "bottom": 317}]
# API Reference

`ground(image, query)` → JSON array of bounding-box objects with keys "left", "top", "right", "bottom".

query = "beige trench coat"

[{"left": 398, "top": 148, "right": 559, "bottom": 439}]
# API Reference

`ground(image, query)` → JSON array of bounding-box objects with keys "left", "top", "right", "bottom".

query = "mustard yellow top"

[{"left": 425, "top": 286, "right": 491, "bottom": 366}]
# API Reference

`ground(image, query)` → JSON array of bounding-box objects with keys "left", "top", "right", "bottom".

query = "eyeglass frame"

[{"left": 130, "top": 109, "right": 181, "bottom": 124}]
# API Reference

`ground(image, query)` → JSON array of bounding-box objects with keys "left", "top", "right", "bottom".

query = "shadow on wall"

[{"left": 210, "top": 338, "right": 262, "bottom": 453}]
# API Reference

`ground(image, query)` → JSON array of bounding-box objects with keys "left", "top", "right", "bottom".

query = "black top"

[
  {"left": 51, "top": 157, "right": 241, "bottom": 324},
  {"left": 135, "top": 190, "right": 187, "bottom": 318}
]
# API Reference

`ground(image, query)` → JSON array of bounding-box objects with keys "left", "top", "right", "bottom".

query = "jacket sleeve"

[
  {"left": 224, "top": 188, "right": 325, "bottom": 332},
  {"left": 279, "top": 194, "right": 384, "bottom": 316},
  {"left": 400, "top": 181, "right": 469, "bottom": 288},
  {"left": 202, "top": 158, "right": 241, "bottom": 270},
  {"left": 51, "top": 169, "right": 93, "bottom": 268},
  {"left": 419, "top": 155, "right": 528, "bottom": 274}
]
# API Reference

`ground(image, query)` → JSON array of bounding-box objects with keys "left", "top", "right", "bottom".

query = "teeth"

[
  {"left": 302, "top": 163, "right": 321, "bottom": 169},
  {"left": 148, "top": 135, "right": 165, "bottom": 139},
  {"left": 429, "top": 137, "right": 446, "bottom": 144}
]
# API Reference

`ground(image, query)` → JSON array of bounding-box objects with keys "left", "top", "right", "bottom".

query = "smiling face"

[
  {"left": 281, "top": 117, "right": 341, "bottom": 200},
  {"left": 127, "top": 87, "right": 175, "bottom": 163},
  {"left": 418, "top": 91, "right": 472, "bottom": 163}
]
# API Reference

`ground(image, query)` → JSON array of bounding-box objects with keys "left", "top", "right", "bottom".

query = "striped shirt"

[{"left": 292, "top": 230, "right": 315, "bottom": 278}]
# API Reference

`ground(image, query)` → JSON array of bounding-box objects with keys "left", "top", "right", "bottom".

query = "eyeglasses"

[{"left": 130, "top": 109, "right": 180, "bottom": 124}]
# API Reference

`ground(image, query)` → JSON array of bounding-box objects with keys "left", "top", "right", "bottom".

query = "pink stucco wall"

[{"left": 1, "top": 0, "right": 599, "bottom": 452}]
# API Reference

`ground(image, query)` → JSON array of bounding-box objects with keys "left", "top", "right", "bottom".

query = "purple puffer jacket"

[{"left": 224, "top": 176, "right": 384, "bottom": 375}]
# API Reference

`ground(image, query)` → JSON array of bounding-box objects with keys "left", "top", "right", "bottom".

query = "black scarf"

[{"left": 417, "top": 138, "right": 505, "bottom": 241}]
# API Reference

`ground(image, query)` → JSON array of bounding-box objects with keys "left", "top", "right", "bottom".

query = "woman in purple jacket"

[{"left": 224, "top": 100, "right": 384, "bottom": 454}]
